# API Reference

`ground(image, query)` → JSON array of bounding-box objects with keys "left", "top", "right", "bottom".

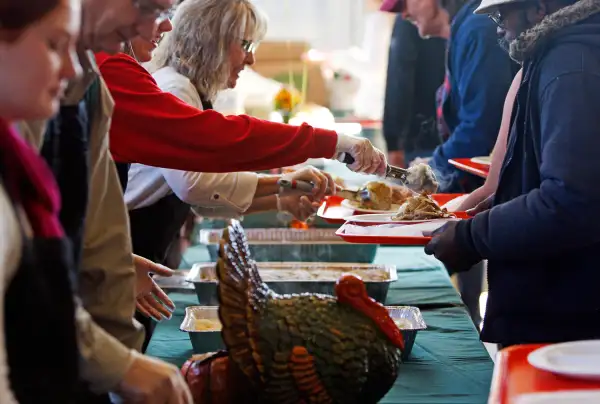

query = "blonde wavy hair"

[{"left": 148, "top": 0, "right": 268, "bottom": 101}]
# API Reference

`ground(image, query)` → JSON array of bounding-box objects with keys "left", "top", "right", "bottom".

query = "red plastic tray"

[
  {"left": 317, "top": 194, "right": 465, "bottom": 225},
  {"left": 489, "top": 344, "right": 600, "bottom": 404},
  {"left": 449, "top": 158, "right": 490, "bottom": 178},
  {"left": 335, "top": 222, "right": 432, "bottom": 246},
  {"left": 317, "top": 195, "right": 356, "bottom": 224}
]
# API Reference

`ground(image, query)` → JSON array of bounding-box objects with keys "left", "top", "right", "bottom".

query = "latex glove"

[
  {"left": 281, "top": 165, "right": 336, "bottom": 201},
  {"left": 279, "top": 194, "right": 320, "bottom": 222},
  {"left": 134, "top": 254, "right": 175, "bottom": 321},
  {"left": 335, "top": 134, "right": 387, "bottom": 176},
  {"left": 114, "top": 351, "right": 193, "bottom": 404},
  {"left": 424, "top": 222, "right": 482, "bottom": 275},
  {"left": 467, "top": 194, "right": 495, "bottom": 217}
]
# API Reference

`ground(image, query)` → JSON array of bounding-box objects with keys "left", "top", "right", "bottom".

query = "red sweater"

[{"left": 95, "top": 53, "right": 338, "bottom": 172}]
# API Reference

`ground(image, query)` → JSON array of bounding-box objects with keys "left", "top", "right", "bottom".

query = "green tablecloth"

[{"left": 147, "top": 247, "right": 492, "bottom": 403}]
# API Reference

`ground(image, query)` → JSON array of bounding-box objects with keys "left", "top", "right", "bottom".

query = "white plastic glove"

[
  {"left": 334, "top": 134, "right": 387, "bottom": 175},
  {"left": 114, "top": 351, "right": 193, "bottom": 404},
  {"left": 280, "top": 165, "right": 336, "bottom": 201}
]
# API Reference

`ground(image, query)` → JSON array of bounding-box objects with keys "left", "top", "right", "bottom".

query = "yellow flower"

[{"left": 274, "top": 87, "right": 301, "bottom": 111}]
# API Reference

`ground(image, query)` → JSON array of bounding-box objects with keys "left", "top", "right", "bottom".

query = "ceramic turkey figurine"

[{"left": 182, "top": 220, "right": 405, "bottom": 404}]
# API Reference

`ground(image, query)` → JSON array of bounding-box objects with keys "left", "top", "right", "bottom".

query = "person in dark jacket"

[
  {"left": 383, "top": 16, "right": 446, "bottom": 168},
  {"left": 389, "top": 0, "right": 517, "bottom": 328},
  {"left": 426, "top": 0, "right": 600, "bottom": 348}
]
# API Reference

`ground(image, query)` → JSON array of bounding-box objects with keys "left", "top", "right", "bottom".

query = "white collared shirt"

[{"left": 124, "top": 66, "right": 258, "bottom": 217}]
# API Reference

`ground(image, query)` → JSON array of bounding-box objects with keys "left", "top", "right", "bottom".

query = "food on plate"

[
  {"left": 194, "top": 319, "right": 222, "bottom": 331},
  {"left": 406, "top": 163, "right": 439, "bottom": 194},
  {"left": 195, "top": 267, "right": 390, "bottom": 282},
  {"left": 394, "top": 318, "right": 413, "bottom": 329},
  {"left": 393, "top": 193, "right": 456, "bottom": 220},
  {"left": 356, "top": 181, "right": 413, "bottom": 210}
]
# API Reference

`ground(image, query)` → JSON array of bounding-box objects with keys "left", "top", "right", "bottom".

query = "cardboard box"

[
  {"left": 255, "top": 41, "right": 309, "bottom": 62},
  {"left": 252, "top": 60, "right": 329, "bottom": 107}
]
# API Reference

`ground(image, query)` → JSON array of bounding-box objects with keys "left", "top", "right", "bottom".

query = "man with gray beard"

[{"left": 426, "top": 0, "right": 600, "bottom": 349}]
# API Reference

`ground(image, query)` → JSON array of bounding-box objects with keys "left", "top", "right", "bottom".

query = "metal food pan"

[
  {"left": 180, "top": 305, "right": 426, "bottom": 360},
  {"left": 198, "top": 228, "right": 347, "bottom": 245},
  {"left": 198, "top": 228, "right": 379, "bottom": 263},
  {"left": 187, "top": 262, "right": 397, "bottom": 305},
  {"left": 385, "top": 306, "right": 428, "bottom": 360},
  {"left": 179, "top": 306, "right": 224, "bottom": 354}
]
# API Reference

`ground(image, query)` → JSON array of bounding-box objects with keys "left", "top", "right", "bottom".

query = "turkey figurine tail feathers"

[{"left": 216, "top": 220, "right": 271, "bottom": 387}]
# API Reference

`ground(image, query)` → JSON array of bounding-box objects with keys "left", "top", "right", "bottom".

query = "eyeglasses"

[
  {"left": 488, "top": 9, "right": 506, "bottom": 28},
  {"left": 132, "top": 0, "right": 174, "bottom": 21},
  {"left": 241, "top": 39, "right": 257, "bottom": 54}
]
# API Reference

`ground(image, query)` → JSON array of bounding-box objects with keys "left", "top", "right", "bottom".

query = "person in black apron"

[{"left": 1, "top": 120, "right": 79, "bottom": 404}]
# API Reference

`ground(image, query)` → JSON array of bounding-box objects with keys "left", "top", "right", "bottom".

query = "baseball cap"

[{"left": 474, "top": 0, "right": 530, "bottom": 14}]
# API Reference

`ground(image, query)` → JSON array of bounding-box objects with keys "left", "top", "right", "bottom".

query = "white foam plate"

[
  {"left": 440, "top": 194, "right": 470, "bottom": 212},
  {"left": 528, "top": 340, "right": 600, "bottom": 381},
  {"left": 471, "top": 156, "right": 491, "bottom": 165},
  {"left": 514, "top": 390, "right": 600, "bottom": 404}
]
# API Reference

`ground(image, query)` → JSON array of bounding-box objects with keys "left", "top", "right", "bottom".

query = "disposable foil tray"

[
  {"left": 180, "top": 305, "right": 426, "bottom": 360},
  {"left": 187, "top": 262, "right": 397, "bottom": 305}
]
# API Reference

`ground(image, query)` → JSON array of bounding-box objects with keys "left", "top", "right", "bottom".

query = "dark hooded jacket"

[{"left": 455, "top": 0, "right": 600, "bottom": 345}]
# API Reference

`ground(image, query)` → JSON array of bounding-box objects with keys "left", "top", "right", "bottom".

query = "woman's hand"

[
  {"left": 279, "top": 194, "right": 320, "bottom": 222},
  {"left": 134, "top": 254, "right": 176, "bottom": 321},
  {"left": 335, "top": 134, "right": 387, "bottom": 176},
  {"left": 281, "top": 165, "right": 335, "bottom": 201}
]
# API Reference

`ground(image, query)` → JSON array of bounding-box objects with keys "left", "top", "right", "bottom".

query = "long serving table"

[{"left": 146, "top": 246, "right": 493, "bottom": 403}]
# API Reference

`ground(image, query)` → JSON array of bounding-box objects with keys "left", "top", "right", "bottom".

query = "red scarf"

[{"left": 0, "top": 118, "right": 63, "bottom": 238}]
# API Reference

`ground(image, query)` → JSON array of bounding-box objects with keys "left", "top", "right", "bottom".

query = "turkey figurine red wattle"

[
  {"left": 335, "top": 274, "right": 405, "bottom": 351},
  {"left": 182, "top": 220, "right": 404, "bottom": 404}
]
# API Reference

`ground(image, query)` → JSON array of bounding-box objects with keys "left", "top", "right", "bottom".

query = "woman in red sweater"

[{"left": 95, "top": 48, "right": 386, "bottom": 175}]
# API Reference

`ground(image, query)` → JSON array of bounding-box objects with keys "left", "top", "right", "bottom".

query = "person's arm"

[
  {"left": 162, "top": 170, "right": 259, "bottom": 214},
  {"left": 431, "top": 23, "right": 515, "bottom": 177},
  {"left": 455, "top": 68, "right": 523, "bottom": 211},
  {"left": 77, "top": 79, "right": 144, "bottom": 392},
  {"left": 456, "top": 70, "right": 600, "bottom": 260},
  {"left": 97, "top": 53, "right": 338, "bottom": 172},
  {"left": 382, "top": 17, "right": 418, "bottom": 160}
]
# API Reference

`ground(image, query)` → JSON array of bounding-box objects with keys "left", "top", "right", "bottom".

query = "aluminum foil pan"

[
  {"left": 153, "top": 269, "right": 194, "bottom": 291},
  {"left": 187, "top": 262, "right": 397, "bottom": 305},
  {"left": 198, "top": 228, "right": 346, "bottom": 245},
  {"left": 181, "top": 305, "right": 426, "bottom": 360}
]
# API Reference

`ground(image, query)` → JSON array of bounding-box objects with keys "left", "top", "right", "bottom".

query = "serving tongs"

[
  {"left": 339, "top": 153, "right": 439, "bottom": 194},
  {"left": 339, "top": 153, "right": 409, "bottom": 183},
  {"left": 277, "top": 179, "right": 364, "bottom": 200}
]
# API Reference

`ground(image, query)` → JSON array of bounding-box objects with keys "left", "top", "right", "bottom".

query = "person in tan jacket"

[{"left": 18, "top": 0, "right": 194, "bottom": 403}]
